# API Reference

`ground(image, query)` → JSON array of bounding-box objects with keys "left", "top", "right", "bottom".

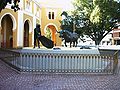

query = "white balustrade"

[
  {"left": 14, "top": 49, "right": 113, "bottom": 74},
  {"left": 0, "top": 48, "right": 117, "bottom": 74}
]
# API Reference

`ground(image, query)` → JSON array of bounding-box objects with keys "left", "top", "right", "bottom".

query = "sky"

[
  {"left": 36, "top": 0, "right": 74, "bottom": 11},
  {"left": 56, "top": 0, "right": 74, "bottom": 10}
]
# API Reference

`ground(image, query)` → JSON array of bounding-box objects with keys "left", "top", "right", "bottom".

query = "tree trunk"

[{"left": 95, "top": 40, "right": 101, "bottom": 45}]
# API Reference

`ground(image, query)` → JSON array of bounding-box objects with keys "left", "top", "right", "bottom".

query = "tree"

[
  {"left": 60, "top": 11, "right": 74, "bottom": 33},
  {"left": 45, "top": 28, "right": 51, "bottom": 39},
  {"left": 60, "top": 11, "right": 85, "bottom": 42},
  {"left": 72, "top": 0, "right": 120, "bottom": 45},
  {"left": 0, "top": 0, "right": 20, "bottom": 12}
]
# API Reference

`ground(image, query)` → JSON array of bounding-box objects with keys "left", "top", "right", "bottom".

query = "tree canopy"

[
  {"left": 72, "top": 0, "right": 120, "bottom": 45},
  {"left": 0, "top": 0, "right": 20, "bottom": 12},
  {"left": 60, "top": 11, "right": 84, "bottom": 38},
  {"left": 60, "top": 11, "right": 74, "bottom": 33}
]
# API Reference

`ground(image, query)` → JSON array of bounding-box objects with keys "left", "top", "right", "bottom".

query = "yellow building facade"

[{"left": 0, "top": 0, "right": 62, "bottom": 48}]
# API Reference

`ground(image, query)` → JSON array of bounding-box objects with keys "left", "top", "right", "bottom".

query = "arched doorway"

[
  {"left": 24, "top": 20, "right": 29, "bottom": 47},
  {"left": 1, "top": 14, "right": 13, "bottom": 48},
  {"left": 45, "top": 25, "right": 57, "bottom": 46},
  {"left": 45, "top": 27, "right": 52, "bottom": 40}
]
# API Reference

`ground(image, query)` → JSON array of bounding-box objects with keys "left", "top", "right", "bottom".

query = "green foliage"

[
  {"left": 72, "top": 0, "right": 120, "bottom": 45},
  {"left": 60, "top": 11, "right": 74, "bottom": 33},
  {"left": 0, "top": 0, "right": 20, "bottom": 12},
  {"left": 45, "top": 28, "right": 51, "bottom": 39},
  {"left": 60, "top": 11, "right": 84, "bottom": 36}
]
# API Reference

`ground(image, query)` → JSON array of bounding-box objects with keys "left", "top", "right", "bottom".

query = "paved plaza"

[
  {"left": 0, "top": 46, "right": 120, "bottom": 90},
  {"left": 0, "top": 56, "right": 120, "bottom": 90}
]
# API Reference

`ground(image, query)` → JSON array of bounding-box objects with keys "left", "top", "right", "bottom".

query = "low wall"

[{"left": 0, "top": 48, "right": 118, "bottom": 74}]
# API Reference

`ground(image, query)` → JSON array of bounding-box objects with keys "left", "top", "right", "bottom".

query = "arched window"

[
  {"left": 52, "top": 12, "right": 54, "bottom": 19},
  {"left": 48, "top": 12, "right": 51, "bottom": 19},
  {"left": 25, "top": 0, "right": 32, "bottom": 12},
  {"left": 48, "top": 12, "right": 55, "bottom": 19}
]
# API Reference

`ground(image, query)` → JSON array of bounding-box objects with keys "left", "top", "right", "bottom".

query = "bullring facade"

[{"left": 0, "top": 0, "right": 62, "bottom": 48}]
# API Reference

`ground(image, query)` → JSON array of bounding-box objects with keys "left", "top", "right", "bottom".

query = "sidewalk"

[{"left": 0, "top": 59, "right": 120, "bottom": 90}]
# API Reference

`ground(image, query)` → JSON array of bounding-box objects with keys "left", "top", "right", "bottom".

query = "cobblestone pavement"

[{"left": 0, "top": 59, "right": 120, "bottom": 90}]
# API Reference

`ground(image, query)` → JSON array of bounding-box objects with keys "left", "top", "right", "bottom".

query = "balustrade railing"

[
  {"left": 0, "top": 48, "right": 118, "bottom": 74},
  {"left": 0, "top": 48, "right": 20, "bottom": 71}
]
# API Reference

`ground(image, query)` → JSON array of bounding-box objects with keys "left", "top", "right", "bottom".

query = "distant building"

[
  {"left": 100, "top": 32, "right": 112, "bottom": 45},
  {"left": 112, "top": 25, "right": 120, "bottom": 45},
  {"left": 0, "top": 0, "right": 62, "bottom": 48},
  {"left": 77, "top": 33, "right": 112, "bottom": 46}
]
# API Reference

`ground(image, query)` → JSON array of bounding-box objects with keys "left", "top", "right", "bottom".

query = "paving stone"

[{"left": 0, "top": 59, "right": 120, "bottom": 90}]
